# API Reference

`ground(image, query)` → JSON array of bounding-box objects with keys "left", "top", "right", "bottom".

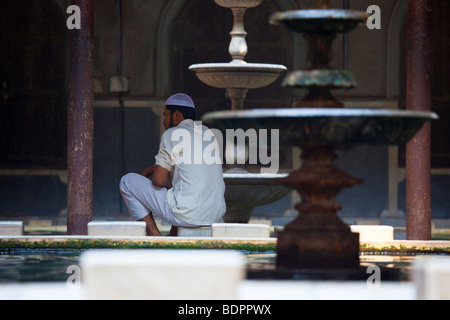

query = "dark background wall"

[{"left": 0, "top": 0, "right": 448, "bottom": 226}]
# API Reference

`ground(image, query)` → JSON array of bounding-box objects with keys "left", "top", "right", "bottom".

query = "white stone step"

[
  {"left": 350, "top": 225, "right": 394, "bottom": 241},
  {"left": 212, "top": 223, "right": 271, "bottom": 239},
  {"left": 178, "top": 226, "right": 212, "bottom": 237},
  {"left": 0, "top": 221, "right": 24, "bottom": 236},
  {"left": 80, "top": 249, "right": 245, "bottom": 300},
  {"left": 238, "top": 280, "right": 416, "bottom": 300},
  {"left": 414, "top": 256, "right": 450, "bottom": 300},
  {"left": 87, "top": 221, "right": 146, "bottom": 237}
]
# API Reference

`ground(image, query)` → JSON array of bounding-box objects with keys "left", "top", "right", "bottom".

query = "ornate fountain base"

[
  {"left": 276, "top": 146, "right": 362, "bottom": 269},
  {"left": 277, "top": 213, "right": 360, "bottom": 269}
]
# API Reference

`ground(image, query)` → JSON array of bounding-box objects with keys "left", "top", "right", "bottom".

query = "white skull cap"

[{"left": 165, "top": 93, "right": 195, "bottom": 109}]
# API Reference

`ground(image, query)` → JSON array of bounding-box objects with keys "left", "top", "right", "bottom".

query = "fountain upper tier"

[
  {"left": 189, "top": 63, "right": 287, "bottom": 89},
  {"left": 270, "top": 9, "right": 369, "bottom": 34},
  {"left": 189, "top": 62, "right": 287, "bottom": 110},
  {"left": 269, "top": 9, "right": 369, "bottom": 107}
]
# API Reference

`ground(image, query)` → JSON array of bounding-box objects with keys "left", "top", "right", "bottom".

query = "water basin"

[{"left": 0, "top": 248, "right": 430, "bottom": 283}]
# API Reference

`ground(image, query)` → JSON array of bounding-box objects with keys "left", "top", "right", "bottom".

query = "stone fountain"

[
  {"left": 203, "top": 0, "right": 438, "bottom": 270},
  {"left": 189, "top": 0, "right": 287, "bottom": 111},
  {"left": 189, "top": 0, "right": 292, "bottom": 224}
]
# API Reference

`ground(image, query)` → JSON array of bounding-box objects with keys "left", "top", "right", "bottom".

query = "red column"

[
  {"left": 67, "top": 0, "right": 94, "bottom": 235},
  {"left": 406, "top": 0, "right": 432, "bottom": 240}
]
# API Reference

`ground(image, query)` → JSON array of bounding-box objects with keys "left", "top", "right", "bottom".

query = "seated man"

[{"left": 120, "top": 93, "right": 226, "bottom": 236}]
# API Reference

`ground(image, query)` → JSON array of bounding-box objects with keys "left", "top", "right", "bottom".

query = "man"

[{"left": 120, "top": 93, "right": 226, "bottom": 236}]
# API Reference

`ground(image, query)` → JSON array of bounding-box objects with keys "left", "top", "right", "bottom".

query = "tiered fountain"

[
  {"left": 190, "top": 0, "right": 292, "bottom": 224},
  {"left": 203, "top": 0, "right": 438, "bottom": 270},
  {"left": 190, "top": 0, "right": 287, "bottom": 111}
]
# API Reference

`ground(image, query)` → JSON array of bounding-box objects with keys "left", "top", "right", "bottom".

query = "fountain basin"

[
  {"left": 223, "top": 172, "right": 292, "bottom": 223},
  {"left": 189, "top": 62, "right": 287, "bottom": 90},
  {"left": 270, "top": 9, "right": 369, "bottom": 34},
  {"left": 203, "top": 108, "right": 439, "bottom": 147}
]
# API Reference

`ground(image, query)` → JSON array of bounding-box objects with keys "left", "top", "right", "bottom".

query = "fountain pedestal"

[{"left": 276, "top": 146, "right": 361, "bottom": 269}]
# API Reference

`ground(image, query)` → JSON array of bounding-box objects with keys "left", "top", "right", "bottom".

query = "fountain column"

[
  {"left": 277, "top": 146, "right": 362, "bottom": 269},
  {"left": 314, "top": 0, "right": 330, "bottom": 9},
  {"left": 229, "top": 7, "right": 249, "bottom": 63}
]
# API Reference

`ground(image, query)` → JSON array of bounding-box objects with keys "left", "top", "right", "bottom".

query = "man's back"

[{"left": 156, "top": 119, "right": 226, "bottom": 225}]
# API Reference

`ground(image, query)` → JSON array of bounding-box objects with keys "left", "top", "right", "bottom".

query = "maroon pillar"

[
  {"left": 67, "top": 0, "right": 94, "bottom": 235},
  {"left": 406, "top": 0, "right": 432, "bottom": 240}
]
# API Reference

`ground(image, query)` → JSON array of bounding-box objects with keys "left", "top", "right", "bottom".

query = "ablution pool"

[{"left": 0, "top": 247, "right": 434, "bottom": 283}]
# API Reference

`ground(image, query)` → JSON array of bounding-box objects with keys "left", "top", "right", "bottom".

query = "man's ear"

[{"left": 173, "top": 110, "right": 184, "bottom": 125}]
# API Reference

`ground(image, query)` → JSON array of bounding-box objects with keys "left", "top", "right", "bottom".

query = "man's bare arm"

[
  {"left": 152, "top": 165, "right": 172, "bottom": 189},
  {"left": 141, "top": 165, "right": 156, "bottom": 178}
]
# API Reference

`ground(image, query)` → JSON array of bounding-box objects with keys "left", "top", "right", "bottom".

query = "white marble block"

[
  {"left": 212, "top": 223, "right": 271, "bottom": 238},
  {"left": 87, "top": 221, "right": 146, "bottom": 237},
  {"left": 178, "top": 227, "right": 212, "bottom": 237},
  {"left": 350, "top": 225, "right": 394, "bottom": 241},
  {"left": 80, "top": 249, "right": 245, "bottom": 300},
  {"left": 414, "top": 256, "right": 450, "bottom": 300},
  {"left": 0, "top": 221, "right": 24, "bottom": 236}
]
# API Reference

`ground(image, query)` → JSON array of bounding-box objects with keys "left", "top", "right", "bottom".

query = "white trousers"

[{"left": 119, "top": 173, "right": 198, "bottom": 227}]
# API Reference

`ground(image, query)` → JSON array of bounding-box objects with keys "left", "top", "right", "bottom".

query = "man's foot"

[
  {"left": 138, "top": 215, "right": 161, "bottom": 236},
  {"left": 167, "top": 226, "right": 178, "bottom": 237}
]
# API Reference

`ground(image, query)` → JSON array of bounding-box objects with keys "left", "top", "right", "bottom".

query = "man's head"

[{"left": 163, "top": 93, "right": 196, "bottom": 129}]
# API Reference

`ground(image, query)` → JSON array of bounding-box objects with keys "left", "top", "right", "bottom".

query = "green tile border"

[
  {"left": 0, "top": 236, "right": 277, "bottom": 252},
  {"left": 360, "top": 240, "right": 450, "bottom": 255},
  {"left": 1, "top": 237, "right": 450, "bottom": 255}
]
